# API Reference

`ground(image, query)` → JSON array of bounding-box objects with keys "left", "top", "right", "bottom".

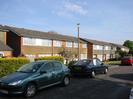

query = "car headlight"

[
  {"left": 130, "top": 88, "right": 133, "bottom": 97},
  {"left": 8, "top": 80, "right": 22, "bottom": 85}
]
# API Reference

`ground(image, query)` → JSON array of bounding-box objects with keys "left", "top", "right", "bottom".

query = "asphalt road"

[{"left": 0, "top": 66, "right": 133, "bottom": 99}]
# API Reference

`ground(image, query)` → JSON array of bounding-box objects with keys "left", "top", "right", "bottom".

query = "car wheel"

[
  {"left": 91, "top": 71, "right": 95, "bottom": 78},
  {"left": 104, "top": 68, "right": 108, "bottom": 74},
  {"left": 24, "top": 83, "right": 36, "bottom": 98},
  {"left": 62, "top": 76, "right": 70, "bottom": 86}
]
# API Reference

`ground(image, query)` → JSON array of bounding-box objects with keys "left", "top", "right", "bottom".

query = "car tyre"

[
  {"left": 91, "top": 71, "right": 95, "bottom": 78},
  {"left": 62, "top": 76, "right": 70, "bottom": 86},
  {"left": 104, "top": 68, "right": 108, "bottom": 74},
  {"left": 24, "top": 83, "right": 36, "bottom": 98}
]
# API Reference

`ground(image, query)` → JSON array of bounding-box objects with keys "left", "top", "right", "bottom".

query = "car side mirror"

[{"left": 40, "top": 70, "right": 47, "bottom": 74}]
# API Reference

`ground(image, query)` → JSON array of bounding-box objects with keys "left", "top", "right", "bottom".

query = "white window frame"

[
  {"left": 53, "top": 40, "right": 62, "bottom": 47},
  {"left": 66, "top": 41, "right": 72, "bottom": 47},
  {"left": 82, "top": 43, "right": 87, "bottom": 48},
  {"left": 74, "top": 42, "right": 78, "bottom": 48}
]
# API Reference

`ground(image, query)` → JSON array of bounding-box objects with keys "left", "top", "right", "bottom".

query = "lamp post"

[{"left": 77, "top": 23, "right": 80, "bottom": 60}]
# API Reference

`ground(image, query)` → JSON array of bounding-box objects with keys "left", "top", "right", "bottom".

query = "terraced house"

[
  {"left": 81, "top": 39, "right": 128, "bottom": 61},
  {"left": 0, "top": 25, "right": 129, "bottom": 61},
  {"left": 0, "top": 25, "right": 87, "bottom": 59}
]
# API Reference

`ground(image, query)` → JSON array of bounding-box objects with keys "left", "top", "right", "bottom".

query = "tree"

[
  {"left": 123, "top": 40, "right": 133, "bottom": 55},
  {"left": 58, "top": 48, "right": 78, "bottom": 65}
]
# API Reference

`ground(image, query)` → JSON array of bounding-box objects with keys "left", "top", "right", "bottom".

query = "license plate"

[{"left": 0, "top": 89, "right": 8, "bottom": 94}]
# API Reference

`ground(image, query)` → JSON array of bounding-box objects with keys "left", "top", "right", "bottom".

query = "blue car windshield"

[
  {"left": 17, "top": 62, "right": 44, "bottom": 73},
  {"left": 74, "top": 60, "right": 91, "bottom": 66}
]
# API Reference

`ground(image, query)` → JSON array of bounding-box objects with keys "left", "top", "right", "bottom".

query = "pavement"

[{"left": 0, "top": 65, "right": 133, "bottom": 99}]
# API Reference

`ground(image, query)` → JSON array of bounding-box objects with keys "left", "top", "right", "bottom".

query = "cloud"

[
  {"left": 54, "top": 0, "right": 88, "bottom": 17},
  {"left": 64, "top": 2, "right": 88, "bottom": 15}
]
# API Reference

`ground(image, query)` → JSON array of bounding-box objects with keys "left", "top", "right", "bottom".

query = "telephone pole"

[{"left": 77, "top": 23, "right": 80, "bottom": 60}]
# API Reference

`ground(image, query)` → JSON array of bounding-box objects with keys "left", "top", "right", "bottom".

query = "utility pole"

[{"left": 77, "top": 23, "right": 80, "bottom": 60}]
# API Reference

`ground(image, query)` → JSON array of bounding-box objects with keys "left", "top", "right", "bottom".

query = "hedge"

[
  {"left": 0, "top": 58, "right": 30, "bottom": 77},
  {"left": 35, "top": 56, "right": 64, "bottom": 63},
  {"left": 104, "top": 61, "right": 121, "bottom": 65}
]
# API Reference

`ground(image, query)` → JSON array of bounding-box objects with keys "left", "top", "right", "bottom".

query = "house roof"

[
  {"left": 111, "top": 43, "right": 129, "bottom": 49},
  {"left": 0, "top": 41, "right": 12, "bottom": 51},
  {"left": 0, "top": 25, "right": 86, "bottom": 43},
  {"left": 81, "top": 38, "right": 112, "bottom": 46}
]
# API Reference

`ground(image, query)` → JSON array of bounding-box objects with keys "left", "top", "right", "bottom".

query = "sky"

[{"left": 0, "top": 0, "right": 133, "bottom": 44}]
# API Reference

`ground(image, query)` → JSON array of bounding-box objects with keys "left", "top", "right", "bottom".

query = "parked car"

[
  {"left": 0, "top": 60, "right": 70, "bottom": 97},
  {"left": 69, "top": 58, "right": 108, "bottom": 78},
  {"left": 121, "top": 56, "right": 133, "bottom": 66},
  {"left": 130, "top": 87, "right": 133, "bottom": 99}
]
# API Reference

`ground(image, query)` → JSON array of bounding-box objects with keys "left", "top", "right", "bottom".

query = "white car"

[{"left": 130, "top": 88, "right": 133, "bottom": 99}]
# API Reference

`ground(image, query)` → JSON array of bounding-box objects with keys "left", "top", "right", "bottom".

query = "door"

[
  {"left": 92, "top": 59, "right": 99, "bottom": 73},
  {"left": 37, "top": 62, "right": 54, "bottom": 88},
  {"left": 96, "top": 59, "right": 105, "bottom": 73},
  {"left": 52, "top": 62, "right": 63, "bottom": 82}
]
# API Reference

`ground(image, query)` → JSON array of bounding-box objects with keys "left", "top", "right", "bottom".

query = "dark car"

[
  {"left": 69, "top": 58, "right": 108, "bottom": 78},
  {"left": 0, "top": 60, "right": 70, "bottom": 97},
  {"left": 121, "top": 56, "right": 133, "bottom": 66}
]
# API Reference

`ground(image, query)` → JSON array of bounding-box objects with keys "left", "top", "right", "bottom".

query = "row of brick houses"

[{"left": 0, "top": 25, "right": 129, "bottom": 61}]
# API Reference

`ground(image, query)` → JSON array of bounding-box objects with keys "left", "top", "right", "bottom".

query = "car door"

[
  {"left": 92, "top": 59, "right": 99, "bottom": 73},
  {"left": 52, "top": 62, "right": 63, "bottom": 83},
  {"left": 37, "top": 62, "right": 54, "bottom": 88},
  {"left": 96, "top": 59, "right": 105, "bottom": 73}
]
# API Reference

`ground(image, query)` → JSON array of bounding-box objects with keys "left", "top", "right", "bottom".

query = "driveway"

[{"left": 0, "top": 66, "right": 133, "bottom": 99}]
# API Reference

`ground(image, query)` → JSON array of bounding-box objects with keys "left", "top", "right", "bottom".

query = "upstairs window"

[
  {"left": 82, "top": 43, "right": 87, "bottom": 48},
  {"left": 23, "top": 37, "right": 36, "bottom": 45},
  {"left": 74, "top": 42, "right": 78, "bottom": 48},
  {"left": 66, "top": 41, "right": 72, "bottom": 47},
  {"left": 53, "top": 40, "right": 62, "bottom": 47}
]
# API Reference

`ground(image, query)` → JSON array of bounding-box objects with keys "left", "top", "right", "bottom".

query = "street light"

[{"left": 77, "top": 23, "right": 80, "bottom": 60}]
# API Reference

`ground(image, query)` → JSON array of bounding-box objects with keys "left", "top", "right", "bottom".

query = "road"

[{"left": 0, "top": 66, "right": 133, "bottom": 99}]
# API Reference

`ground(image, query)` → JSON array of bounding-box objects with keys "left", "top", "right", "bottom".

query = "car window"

[
  {"left": 93, "top": 59, "right": 97, "bottom": 66},
  {"left": 96, "top": 59, "right": 102, "bottom": 66},
  {"left": 17, "top": 62, "right": 44, "bottom": 73},
  {"left": 74, "top": 60, "right": 91, "bottom": 66},
  {"left": 53, "top": 62, "right": 62, "bottom": 71},
  {"left": 41, "top": 63, "right": 53, "bottom": 72}
]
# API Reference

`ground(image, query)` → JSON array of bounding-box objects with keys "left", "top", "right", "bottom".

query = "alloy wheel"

[{"left": 25, "top": 84, "right": 36, "bottom": 97}]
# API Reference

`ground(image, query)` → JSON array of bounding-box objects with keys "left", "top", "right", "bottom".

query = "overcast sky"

[{"left": 0, "top": 0, "right": 133, "bottom": 44}]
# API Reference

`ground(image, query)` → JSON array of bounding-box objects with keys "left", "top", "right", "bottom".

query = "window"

[
  {"left": 82, "top": 43, "right": 87, "bottom": 48},
  {"left": 74, "top": 42, "right": 78, "bottom": 48},
  {"left": 23, "top": 37, "right": 52, "bottom": 46},
  {"left": 38, "top": 54, "right": 51, "bottom": 57},
  {"left": 53, "top": 62, "right": 62, "bottom": 70},
  {"left": 53, "top": 40, "right": 62, "bottom": 47},
  {"left": 23, "top": 37, "right": 36, "bottom": 45},
  {"left": 80, "top": 54, "right": 87, "bottom": 59},
  {"left": 104, "top": 46, "right": 111, "bottom": 50},
  {"left": 66, "top": 42, "right": 72, "bottom": 47},
  {"left": 42, "top": 39, "right": 52, "bottom": 46},
  {"left": 93, "top": 45, "right": 103, "bottom": 50},
  {"left": 96, "top": 59, "right": 102, "bottom": 66},
  {"left": 41, "top": 63, "right": 53, "bottom": 72}
]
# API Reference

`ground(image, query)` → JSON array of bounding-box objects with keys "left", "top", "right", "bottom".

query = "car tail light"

[{"left": 128, "top": 59, "right": 132, "bottom": 63}]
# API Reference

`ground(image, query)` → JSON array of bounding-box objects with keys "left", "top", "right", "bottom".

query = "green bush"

[
  {"left": 0, "top": 58, "right": 30, "bottom": 77},
  {"left": 68, "top": 60, "right": 77, "bottom": 67},
  {"left": 104, "top": 61, "right": 121, "bottom": 65},
  {"left": 35, "top": 56, "right": 64, "bottom": 63}
]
